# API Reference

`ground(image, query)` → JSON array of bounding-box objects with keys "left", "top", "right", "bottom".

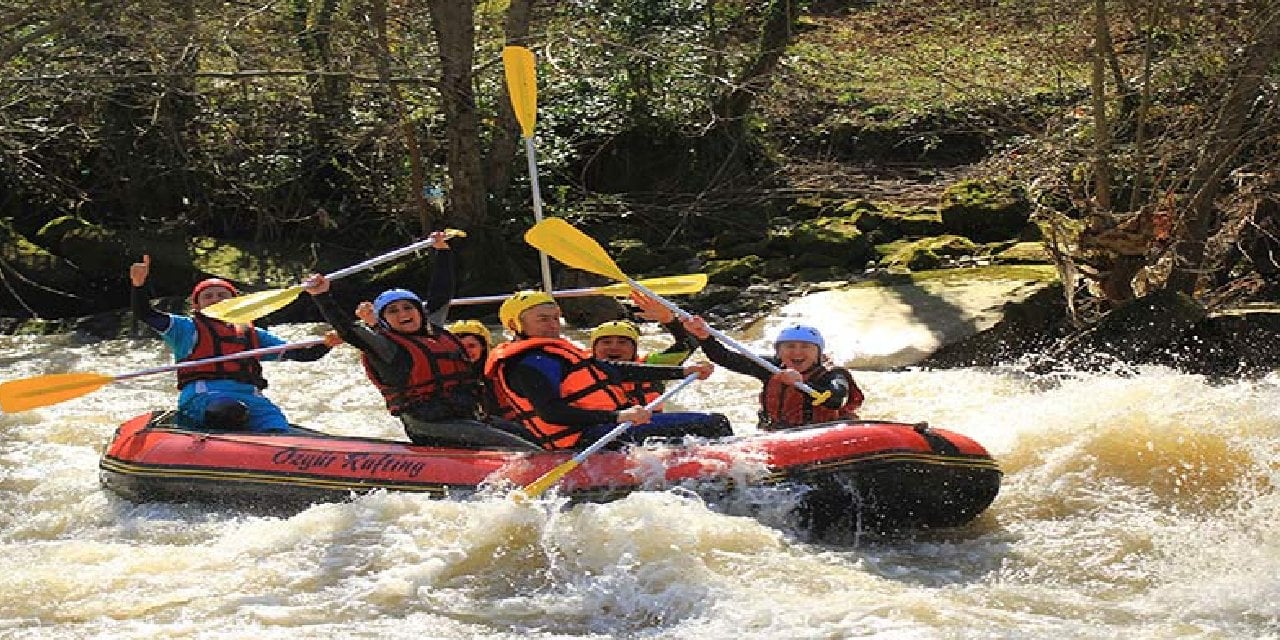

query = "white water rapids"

[{"left": 1, "top": 275, "right": 1277, "bottom": 639}]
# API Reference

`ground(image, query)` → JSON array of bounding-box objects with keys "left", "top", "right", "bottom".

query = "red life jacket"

[
  {"left": 759, "top": 364, "right": 862, "bottom": 430},
  {"left": 484, "top": 338, "right": 631, "bottom": 450},
  {"left": 175, "top": 313, "right": 266, "bottom": 389},
  {"left": 361, "top": 328, "right": 476, "bottom": 415}
]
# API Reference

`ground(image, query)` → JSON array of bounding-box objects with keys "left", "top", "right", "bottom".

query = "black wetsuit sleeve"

[
  {"left": 423, "top": 249, "right": 455, "bottom": 315},
  {"left": 131, "top": 285, "right": 170, "bottom": 333},
  {"left": 310, "top": 291, "right": 411, "bottom": 385},
  {"left": 696, "top": 335, "right": 775, "bottom": 382},
  {"left": 279, "top": 342, "right": 331, "bottom": 362},
  {"left": 504, "top": 361, "right": 620, "bottom": 426},
  {"left": 603, "top": 360, "right": 688, "bottom": 383}
]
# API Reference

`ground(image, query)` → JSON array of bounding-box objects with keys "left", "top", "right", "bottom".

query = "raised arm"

[{"left": 129, "top": 254, "right": 170, "bottom": 333}]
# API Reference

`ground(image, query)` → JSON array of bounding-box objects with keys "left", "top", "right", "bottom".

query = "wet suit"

[
  {"left": 131, "top": 287, "right": 331, "bottom": 432},
  {"left": 694, "top": 336, "right": 862, "bottom": 429},
  {"left": 312, "top": 251, "right": 537, "bottom": 449}
]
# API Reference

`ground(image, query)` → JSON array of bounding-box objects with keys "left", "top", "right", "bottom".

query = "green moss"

[
  {"left": 706, "top": 255, "right": 763, "bottom": 285},
  {"left": 995, "top": 241, "right": 1050, "bottom": 264},
  {"left": 851, "top": 264, "right": 1061, "bottom": 288}
]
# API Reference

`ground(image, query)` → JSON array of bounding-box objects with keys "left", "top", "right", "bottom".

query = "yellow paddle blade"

[
  {"left": 200, "top": 285, "right": 304, "bottom": 324},
  {"left": 515, "top": 458, "right": 580, "bottom": 501},
  {"left": 503, "top": 45, "right": 537, "bottom": 138},
  {"left": 525, "top": 218, "right": 627, "bottom": 282},
  {"left": 599, "top": 273, "right": 708, "bottom": 297},
  {"left": 0, "top": 372, "right": 115, "bottom": 412}
]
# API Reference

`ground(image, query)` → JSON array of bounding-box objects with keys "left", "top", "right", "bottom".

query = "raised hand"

[
  {"left": 355, "top": 301, "right": 377, "bottom": 326},
  {"left": 129, "top": 255, "right": 151, "bottom": 287},
  {"left": 302, "top": 273, "right": 330, "bottom": 296},
  {"left": 630, "top": 290, "right": 674, "bottom": 323},
  {"left": 429, "top": 230, "right": 452, "bottom": 250},
  {"left": 681, "top": 315, "right": 711, "bottom": 340}
]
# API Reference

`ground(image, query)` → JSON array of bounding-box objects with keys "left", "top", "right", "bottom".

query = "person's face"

[
  {"left": 458, "top": 335, "right": 486, "bottom": 362},
  {"left": 193, "top": 286, "right": 235, "bottom": 311},
  {"left": 775, "top": 341, "right": 820, "bottom": 371},
  {"left": 382, "top": 300, "right": 423, "bottom": 333},
  {"left": 593, "top": 336, "right": 637, "bottom": 361},
  {"left": 518, "top": 303, "right": 562, "bottom": 338}
]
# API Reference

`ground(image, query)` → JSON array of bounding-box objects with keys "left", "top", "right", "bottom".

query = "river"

[{"left": 1, "top": 279, "right": 1277, "bottom": 639}]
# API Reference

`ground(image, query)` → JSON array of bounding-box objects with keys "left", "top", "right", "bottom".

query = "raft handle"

[{"left": 912, "top": 421, "right": 931, "bottom": 434}]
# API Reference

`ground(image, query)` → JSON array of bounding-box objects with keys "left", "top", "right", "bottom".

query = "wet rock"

[
  {"left": 1033, "top": 289, "right": 1206, "bottom": 372},
  {"left": 917, "top": 283, "right": 1069, "bottom": 368},
  {"left": 1154, "top": 306, "right": 1280, "bottom": 378},
  {"left": 938, "top": 179, "right": 1032, "bottom": 242}
]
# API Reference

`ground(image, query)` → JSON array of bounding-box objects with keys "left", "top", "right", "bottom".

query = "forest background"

[{"left": 1, "top": 0, "right": 1277, "bottom": 343}]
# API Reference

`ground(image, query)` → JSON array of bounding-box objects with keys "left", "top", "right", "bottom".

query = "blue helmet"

[
  {"left": 373, "top": 288, "right": 423, "bottom": 323},
  {"left": 775, "top": 324, "right": 825, "bottom": 351}
]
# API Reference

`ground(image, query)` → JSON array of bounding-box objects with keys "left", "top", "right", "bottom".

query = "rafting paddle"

[
  {"left": 450, "top": 273, "right": 707, "bottom": 306},
  {"left": 515, "top": 372, "right": 700, "bottom": 501},
  {"left": 502, "top": 45, "right": 554, "bottom": 294},
  {"left": 525, "top": 218, "right": 832, "bottom": 405},
  {"left": 0, "top": 339, "right": 326, "bottom": 413},
  {"left": 201, "top": 230, "right": 466, "bottom": 324}
]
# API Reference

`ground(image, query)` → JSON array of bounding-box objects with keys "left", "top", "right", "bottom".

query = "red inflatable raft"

[{"left": 100, "top": 411, "right": 1001, "bottom": 534}]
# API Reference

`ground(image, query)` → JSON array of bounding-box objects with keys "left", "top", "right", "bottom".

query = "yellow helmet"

[
  {"left": 498, "top": 290, "right": 557, "bottom": 334},
  {"left": 590, "top": 320, "right": 640, "bottom": 346},
  {"left": 446, "top": 319, "right": 492, "bottom": 346}
]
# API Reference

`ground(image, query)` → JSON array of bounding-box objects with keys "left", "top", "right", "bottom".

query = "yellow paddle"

[
  {"left": 450, "top": 273, "right": 707, "bottom": 306},
  {"left": 201, "top": 230, "right": 466, "bottom": 323},
  {"left": 525, "top": 218, "right": 832, "bottom": 405},
  {"left": 514, "top": 373, "right": 700, "bottom": 500},
  {"left": 0, "top": 339, "right": 325, "bottom": 413},
  {"left": 502, "top": 45, "right": 554, "bottom": 294}
]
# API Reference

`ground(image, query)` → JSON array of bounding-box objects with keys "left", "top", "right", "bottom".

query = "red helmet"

[{"left": 190, "top": 278, "right": 240, "bottom": 301}]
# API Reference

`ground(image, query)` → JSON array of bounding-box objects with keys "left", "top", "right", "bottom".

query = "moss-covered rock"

[
  {"left": 881, "top": 235, "right": 980, "bottom": 271},
  {"left": 776, "top": 216, "right": 873, "bottom": 269},
  {"left": 851, "top": 203, "right": 945, "bottom": 239},
  {"left": 939, "top": 179, "right": 1032, "bottom": 242},
  {"left": 1, "top": 217, "right": 91, "bottom": 317},
  {"left": 610, "top": 238, "right": 697, "bottom": 274},
  {"left": 787, "top": 196, "right": 841, "bottom": 220},
  {"left": 994, "top": 241, "right": 1049, "bottom": 264},
  {"left": 706, "top": 255, "right": 763, "bottom": 285},
  {"left": 711, "top": 230, "right": 773, "bottom": 260}
]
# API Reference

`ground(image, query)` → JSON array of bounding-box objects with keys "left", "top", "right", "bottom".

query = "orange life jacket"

[
  {"left": 484, "top": 337, "right": 631, "bottom": 449},
  {"left": 759, "top": 364, "right": 862, "bottom": 430},
  {"left": 617, "top": 354, "right": 663, "bottom": 407},
  {"left": 362, "top": 328, "right": 477, "bottom": 415},
  {"left": 176, "top": 313, "right": 266, "bottom": 389}
]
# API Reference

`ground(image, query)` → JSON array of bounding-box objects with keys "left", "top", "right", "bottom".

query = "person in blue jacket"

[{"left": 130, "top": 255, "right": 337, "bottom": 432}]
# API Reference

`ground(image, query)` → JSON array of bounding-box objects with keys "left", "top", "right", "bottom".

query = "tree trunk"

[
  {"left": 1165, "top": 3, "right": 1280, "bottom": 294},
  {"left": 292, "top": 0, "right": 351, "bottom": 147},
  {"left": 426, "top": 0, "right": 524, "bottom": 289},
  {"left": 483, "top": 0, "right": 534, "bottom": 206},
  {"left": 710, "top": 0, "right": 800, "bottom": 136},
  {"left": 1089, "top": 0, "right": 1114, "bottom": 212},
  {"left": 367, "top": 0, "right": 432, "bottom": 235}
]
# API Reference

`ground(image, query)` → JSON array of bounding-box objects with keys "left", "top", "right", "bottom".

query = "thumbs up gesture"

[{"left": 129, "top": 255, "right": 151, "bottom": 287}]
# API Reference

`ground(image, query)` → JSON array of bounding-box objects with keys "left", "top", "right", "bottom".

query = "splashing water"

[{"left": 1, "top": 283, "right": 1278, "bottom": 638}]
